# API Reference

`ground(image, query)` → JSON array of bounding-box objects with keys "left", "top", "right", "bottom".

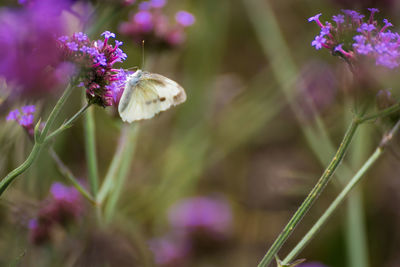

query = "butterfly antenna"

[{"left": 141, "top": 40, "right": 145, "bottom": 70}]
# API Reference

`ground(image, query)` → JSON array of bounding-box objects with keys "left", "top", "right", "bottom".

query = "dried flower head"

[
  {"left": 119, "top": 0, "right": 195, "bottom": 49},
  {"left": 58, "top": 31, "right": 128, "bottom": 107},
  {"left": 309, "top": 9, "right": 400, "bottom": 69},
  {"left": 28, "top": 182, "right": 84, "bottom": 245}
]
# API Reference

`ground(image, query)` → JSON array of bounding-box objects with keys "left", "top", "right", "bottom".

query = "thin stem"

[
  {"left": 104, "top": 124, "right": 139, "bottom": 223},
  {"left": 0, "top": 83, "right": 76, "bottom": 197},
  {"left": 45, "top": 103, "right": 91, "bottom": 142},
  {"left": 84, "top": 106, "right": 99, "bottom": 196},
  {"left": 97, "top": 126, "right": 129, "bottom": 205},
  {"left": 282, "top": 120, "right": 400, "bottom": 264},
  {"left": 258, "top": 119, "right": 359, "bottom": 267},
  {"left": 358, "top": 102, "right": 400, "bottom": 123},
  {"left": 48, "top": 147, "right": 97, "bottom": 205},
  {"left": 0, "top": 143, "right": 42, "bottom": 196},
  {"left": 282, "top": 148, "right": 381, "bottom": 264},
  {"left": 39, "top": 82, "right": 75, "bottom": 143}
]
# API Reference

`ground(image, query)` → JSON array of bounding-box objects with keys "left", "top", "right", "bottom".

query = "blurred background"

[{"left": 1, "top": 0, "right": 400, "bottom": 266}]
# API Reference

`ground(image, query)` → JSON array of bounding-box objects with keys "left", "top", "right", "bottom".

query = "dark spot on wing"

[
  {"left": 145, "top": 99, "right": 159, "bottom": 105},
  {"left": 160, "top": 97, "right": 166, "bottom": 102}
]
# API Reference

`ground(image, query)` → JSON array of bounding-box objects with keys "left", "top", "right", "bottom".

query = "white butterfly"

[{"left": 118, "top": 70, "right": 186, "bottom": 122}]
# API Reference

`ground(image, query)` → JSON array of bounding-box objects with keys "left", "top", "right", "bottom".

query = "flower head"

[
  {"left": 58, "top": 31, "right": 128, "bottom": 107},
  {"left": 28, "top": 182, "right": 84, "bottom": 245},
  {"left": 309, "top": 9, "right": 400, "bottom": 69},
  {"left": 149, "top": 235, "right": 190, "bottom": 266},
  {"left": 0, "top": 0, "right": 69, "bottom": 96},
  {"left": 6, "top": 105, "right": 36, "bottom": 136},
  {"left": 168, "top": 196, "right": 232, "bottom": 239},
  {"left": 119, "top": 1, "right": 195, "bottom": 49}
]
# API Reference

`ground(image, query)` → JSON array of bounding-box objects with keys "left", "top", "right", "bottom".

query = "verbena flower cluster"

[
  {"left": 28, "top": 182, "right": 83, "bottom": 245},
  {"left": 6, "top": 105, "right": 36, "bottom": 136},
  {"left": 119, "top": 0, "right": 195, "bottom": 49},
  {"left": 58, "top": 31, "right": 128, "bottom": 107},
  {"left": 309, "top": 9, "right": 400, "bottom": 69}
]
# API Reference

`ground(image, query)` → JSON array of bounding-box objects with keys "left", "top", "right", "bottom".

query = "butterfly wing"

[{"left": 118, "top": 71, "right": 186, "bottom": 123}]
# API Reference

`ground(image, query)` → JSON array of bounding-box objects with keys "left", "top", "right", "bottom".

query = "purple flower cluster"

[
  {"left": 0, "top": 0, "right": 70, "bottom": 96},
  {"left": 309, "top": 9, "right": 400, "bottom": 69},
  {"left": 150, "top": 196, "right": 232, "bottom": 266},
  {"left": 28, "top": 182, "right": 83, "bottom": 245},
  {"left": 168, "top": 196, "right": 232, "bottom": 238},
  {"left": 58, "top": 31, "right": 128, "bottom": 107},
  {"left": 6, "top": 105, "right": 36, "bottom": 136},
  {"left": 119, "top": 0, "right": 195, "bottom": 49}
]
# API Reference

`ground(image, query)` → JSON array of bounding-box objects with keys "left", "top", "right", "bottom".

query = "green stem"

[
  {"left": 282, "top": 148, "right": 381, "bottom": 264},
  {"left": 0, "top": 83, "right": 76, "bottom": 197},
  {"left": 358, "top": 102, "right": 400, "bottom": 123},
  {"left": 258, "top": 119, "right": 359, "bottom": 267},
  {"left": 0, "top": 143, "right": 42, "bottom": 196},
  {"left": 48, "top": 147, "right": 97, "bottom": 205},
  {"left": 45, "top": 103, "right": 91, "bottom": 142},
  {"left": 84, "top": 106, "right": 99, "bottom": 196},
  {"left": 104, "top": 124, "right": 139, "bottom": 223},
  {"left": 39, "top": 82, "right": 75, "bottom": 143},
  {"left": 97, "top": 125, "right": 130, "bottom": 205},
  {"left": 282, "top": 120, "right": 400, "bottom": 264}
]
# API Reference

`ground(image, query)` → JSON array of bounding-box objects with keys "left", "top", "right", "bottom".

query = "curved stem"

[
  {"left": 0, "top": 83, "right": 76, "bottom": 197},
  {"left": 39, "top": 82, "right": 75, "bottom": 143},
  {"left": 0, "top": 143, "right": 42, "bottom": 195},
  {"left": 49, "top": 147, "right": 97, "bottom": 205},
  {"left": 283, "top": 120, "right": 400, "bottom": 263},
  {"left": 258, "top": 119, "right": 359, "bottom": 267},
  {"left": 45, "top": 103, "right": 91, "bottom": 142}
]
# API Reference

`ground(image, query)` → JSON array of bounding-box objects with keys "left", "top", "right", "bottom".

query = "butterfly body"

[{"left": 118, "top": 70, "right": 186, "bottom": 122}]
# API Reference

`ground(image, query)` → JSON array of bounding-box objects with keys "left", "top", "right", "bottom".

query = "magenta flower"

[
  {"left": 0, "top": 0, "right": 74, "bottom": 96},
  {"left": 149, "top": 235, "right": 190, "bottom": 266},
  {"left": 28, "top": 182, "right": 84, "bottom": 245},
  {"left": 6, "top": 105, "right": 36, "bottom": 136},
  {"left": 58, "top": 31, "right": 128, "bottom": 107},
  {"left": 119, "top": 1, "right": 195, "bottom": 49},
  {"left": 175, "top": 11, "right": 196, "bottom": 27},
  {"left": 168, "top": 197, "right": 232, "bottom": 238},
  {"left": 309, "top": 9, "right": 400, "bottom": 69}
]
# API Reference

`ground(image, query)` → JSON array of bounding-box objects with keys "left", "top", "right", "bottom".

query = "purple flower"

[
  {"left": 357, "top": 23, "right": 376, "bottom": 32},
  {"left": 119, "top": 4, "right": 194, "bottom": 49},
  {"left": 6, "top": 105, "right": 36, "bottom": 135},
  {"left": 308, "top": 13, "right": 322, "bottom": 22},
  {"left": 58, "top": 32, "right": 127, "bottom": 107},
  {"left": 0, "top": 0, "right": 69, "bottom": 95},
  {"left": 168, "top": 197, "right": 232, "bottom": 238},
  {"left": 150, "top": 0, "right": 166, "bottom": 8},
  {"left": 332, "top": 14, "right": 344, "bottom": 24},
  {"left": 368, "top": 8, "right": 379, "bottom": 13},
  {"left": 101, "top": 31, "right": 116, "bottom": 39},
  {"left": 311, "top": 35, "right": 326, "bottom": 50},
  {"left": 138, "top": 1, "right": 151, "bottom": 10},
  {"left": 6, "top": 110, "right": 20, "bottom": 121},
  {"left": 134, "top": 11, "right": 154, "bottom": 31},
  {"left": 67, "top": 41, "right": 79, "bottom": 51},
  {"left": 28, "top": 182, "right": 84, "bottom": 245},
  {"left": 309, "top": 9, "right": 400, "bottom": 68},
  {"left": 175, "top": 11, "right": 195, "bottom": 27},
  {"left": 149, "top": 235, "right": 190, "bottom": 266},
  {"left": 320, "top": 27, "right": 330, "bottom": 37}
]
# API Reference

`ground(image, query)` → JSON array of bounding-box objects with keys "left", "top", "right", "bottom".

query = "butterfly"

[{"left": 118, "top": 69, "right": 186, "bottom": 122}]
